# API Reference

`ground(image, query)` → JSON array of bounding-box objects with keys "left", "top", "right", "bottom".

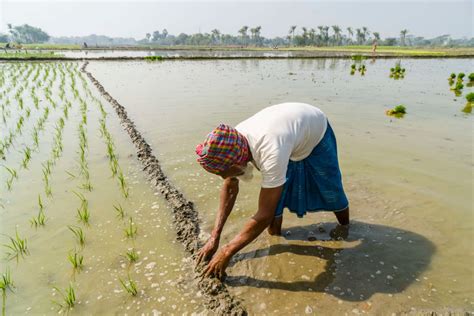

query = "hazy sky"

[{"left": 0, "top": 0, "right": 472, "bottom": 39}]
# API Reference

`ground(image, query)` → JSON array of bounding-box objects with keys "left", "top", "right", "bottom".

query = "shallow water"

[
  {"left": 0, "top": 62, "right": 205, "bottom": 314},
  {"left": 88, "top": 58, "right": 473, "bottom": 314},
  {"left": 28, "top": 49, "right": 355, "bottom": 59}
]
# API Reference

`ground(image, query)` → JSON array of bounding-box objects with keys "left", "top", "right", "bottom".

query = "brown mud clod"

[{"left": 81, "top": 61, "right": 246, "bottom": 315}]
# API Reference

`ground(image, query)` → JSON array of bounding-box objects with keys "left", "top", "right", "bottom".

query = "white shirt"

[{"left": 235, "top": 102, "right": 327, "bottom": 188}]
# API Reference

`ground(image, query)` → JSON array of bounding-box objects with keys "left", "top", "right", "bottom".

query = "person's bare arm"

[
  {"left": 196, "top": 177, "right": 239, "bottom": 264},
  {"left": 203, "top": 185, "right": 283, "bottom": 278}
]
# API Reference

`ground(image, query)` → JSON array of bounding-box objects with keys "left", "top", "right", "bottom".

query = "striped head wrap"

[{"left": 195, "top": 124, "right": 249, "bottom": 174}]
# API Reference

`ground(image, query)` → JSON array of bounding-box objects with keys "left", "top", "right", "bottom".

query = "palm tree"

[
  {"left": 400, "top": 29, "right": 409, "bottom": 46},
  {"left": 301, "top": 27, "right": 308, "bottom": 45},
  {"left": 356, "top": 28, "right": 363, "bottom": 45},
  {"left": 254, "top": 26, "right": 262, "bottom": 46},
  {"left": 238, "top": 26, "right": 249, "bottom": 46},
  {"left": 309, "top": 28, "right": 316, "bottom": 45},
  {"left": 145, "top": 33, "right": 151, "bottom": 42},
  {"left": 332, "top": 25, "right": 341, "bottom": 45},
  {"left": 362, "top": 27, "right": 370, "bottom": 44},
  {"left": 346, "top": 27, "right": 354, "bottom": 44},
  {"left": 323, "top": 26, "right": 330, "bottom": 45},
  {"left": 211, "top": 29, "right": 221, "bottom": 45},
  {"left": 373, "top": 32, "right": 380, "bottom": 41},
  {"left": 289, "top": 25, "right": 297, "bottom": 46}
]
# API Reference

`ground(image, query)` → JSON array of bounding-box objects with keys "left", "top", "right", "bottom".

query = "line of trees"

[
  {"left": 140, "top": 26, "right": 473, "bottom": 47},
  {"left": 0, "top": 24, "right": 50, "bottom": 44},
  {"left": 1, "top": 23, "right": 473, "bottom": 47}
]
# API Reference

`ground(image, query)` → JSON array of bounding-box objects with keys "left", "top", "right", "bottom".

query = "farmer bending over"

[{"left": 195, "top": 102, "right": 349, "bottom": 279}]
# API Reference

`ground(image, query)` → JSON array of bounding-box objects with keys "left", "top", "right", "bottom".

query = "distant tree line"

[
  {"left": 1, "top": 23, "right": 473, "bottom": 47},
  {"left": 140, "top": 26, "right": 474, "bottom": 47}
]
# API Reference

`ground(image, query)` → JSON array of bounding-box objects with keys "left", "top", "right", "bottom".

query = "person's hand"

[
  {"left": 203, "top": 245, "right": 233, "bottom": 280},
  {"left": 196, "top": 236, "right": 219, "bottom": 265}
]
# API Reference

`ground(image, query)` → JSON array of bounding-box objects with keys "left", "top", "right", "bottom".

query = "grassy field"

[{"left": 1, "top": 43, "right": 473, "bottom": 58}]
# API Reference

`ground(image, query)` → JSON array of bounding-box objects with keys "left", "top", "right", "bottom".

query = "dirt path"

[{"left": 80, "top": 61, "right": 247, "bottom": 315}]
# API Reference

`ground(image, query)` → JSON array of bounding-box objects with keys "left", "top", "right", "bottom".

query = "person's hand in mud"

[
  {"left": 202, "top": 245, "right": 232, "bottom": 280},
  {"left": 196, "top": 236, "right": 219, "bottom": 265}
]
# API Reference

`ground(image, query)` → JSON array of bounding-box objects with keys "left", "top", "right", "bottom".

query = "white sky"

[{"left": 0, "top": 0, "right": 472, "bottom": 39}]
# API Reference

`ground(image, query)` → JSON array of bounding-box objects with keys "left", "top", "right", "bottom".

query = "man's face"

[{"left": 216, "top": 164, "right": 246, "bottom": 180}]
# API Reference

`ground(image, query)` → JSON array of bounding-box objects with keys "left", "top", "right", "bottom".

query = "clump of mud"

[{"left": 81, "top": 62, "right": 246, "bottom": 315}]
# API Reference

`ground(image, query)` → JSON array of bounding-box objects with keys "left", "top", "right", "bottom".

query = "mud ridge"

[{"left": 80, "top": 61, "right": 247, "bottom": 315}]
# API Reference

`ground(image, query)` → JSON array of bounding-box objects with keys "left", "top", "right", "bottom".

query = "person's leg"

[
  {"left": 334, "top": 206, "right": 349, "bottom": 225},
  {"left": 267, "top": 216, "right": 283, "bottom": 236},
  {"left": 331, "top": 206, "right": 350, "bottom": 239}
]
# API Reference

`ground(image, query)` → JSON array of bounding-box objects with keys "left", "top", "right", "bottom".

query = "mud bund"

[{"left": 81, "top": 61, "right": 247, "bottom": 315}]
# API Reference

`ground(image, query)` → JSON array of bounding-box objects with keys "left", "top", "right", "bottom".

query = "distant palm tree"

[
  {"left": 145, "top": 33, "right": 151, "bottom": 42},
  {"left": 301, "top": 27, "right": 308, "bottom": 45},
  {"left": 332, "top": 25, "right": 341, "bottom": 45},
  {"left": 400, "top": 29, "right": 409, "bottom": 46},
  {"left": 289, "top": 25, "right": 297, "bottom": 46},
  {"left": 254, "top": 26, "right": 262, "bottom": 46},
  {"left": 346, "top": 27, "right": 354, "bottom": 44},
  {"left": 362, "top": 27, "right": 370, "bottom": 43},
  {"left": 309, "top": 28, "right": 316, "bottom": 45},
  {"left": 238, "top": 26, "right": 249, "bottom": 46},
  {"left": 211, "top": 29, "right": 221, "bottom": 45},
  {"left": 373, "top": 32, "right": 381, "bottom": 41},
  {"left": 323, "top": 26, "right": 330, "bottom": 45},
  {"left": 356, "top": 28, "right": 363, "bottom": 44}
]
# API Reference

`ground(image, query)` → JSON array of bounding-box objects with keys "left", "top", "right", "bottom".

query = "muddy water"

[
  {"left": 0, "top": 62, "right": 205, "bottom": 314},
  {"left": 88, "top": 58, "right": 473, "bottom": 314}
]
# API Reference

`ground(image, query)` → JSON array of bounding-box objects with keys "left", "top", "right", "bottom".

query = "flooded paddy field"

[
  {"left": 87, "top": 58, "right": 473, "bottom": 314},
  {"left": 0, "top": 62, "right": 205, "bottom": 314}
]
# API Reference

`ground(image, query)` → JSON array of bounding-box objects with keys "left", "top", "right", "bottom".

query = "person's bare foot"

[
  {"left": 267, "top": 216, "right": 283, "bottom": 236},
  {"left": 330, "top": 224, "right": 349, "bottom": 240}
]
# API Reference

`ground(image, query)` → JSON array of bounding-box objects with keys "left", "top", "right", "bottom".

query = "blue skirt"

[{"left": 275, "top": 122, "right": 349, "bottom": 218}]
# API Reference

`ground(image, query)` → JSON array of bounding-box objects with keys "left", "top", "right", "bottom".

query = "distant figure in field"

[
  {"left": 83, "top": 42, "right": 88, "bottom": 49},
  {"left": 372, "top": 39, "right": 378, "bottom": 55},
  {"left": 195, "top": 102, "right": 350, "bottom": 278}
]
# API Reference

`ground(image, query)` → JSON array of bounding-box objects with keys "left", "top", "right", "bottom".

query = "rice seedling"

[
  {"left": 80, "top": 180, "right": 93, "bottom": 192},
  {"left": 76, "top": 205, "right": 90, "bottom": 225},
  {"left": 74, "top": 189, "right": 91, "bottom": 217},
  {"left": 30, "top": 209, "right": 47, "bottom": 228},
  {"left": 67, "top": 250, "right": 84, "bottom": 270},
  {"left": 119, "top": 274, "right": 138, "bottom": 296},
  {"left": 65, "top": 170, "right": 77, "bottom": 179},
  {"left": 124, "top": 217, "right": 137, "bottom": 239},
  {"left": 385, "top": 104, "right": 407, "bottom": 118},
  {"left": 2, "top": 166, "right": 17, "bottom": 191},
  {"left": 68, "top": 225, "right": 85, "bottom": 247},
  {"left": 3, "top": 229, "right": 29, "bottom": 260},
  {"left": 124, "top": 248, "right": 139, "bottom": 263},
  {"left": 21, "top": 147, "right": 32, "bottom": 169},
  {"left": 53, "top": 283, "right": 76, "bottom": 312},
  {"left": 38, "top": 194, "right": 45, "bottom": 212},
  {"left": 118, "top": 171, "right": 129, "bottom": 198},
  {"left": 457, "top": 73, "right": 465, "bottom": 80},
  {"left": 113, "top": 203, "right": 126, "bottom": 219},
  {"left": 0, "top": 268, "right": 14, "bottom": 316}
]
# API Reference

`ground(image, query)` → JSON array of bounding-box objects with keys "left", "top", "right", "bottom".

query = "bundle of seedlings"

[
  {"left": 390, "top": 61, "right": 405, "bottom": 79},
  {"left": 463, "top": 92, "right": 474, "bottom": 114},
  {"left": 450, "top": 72, "right": 465, "bottom": 96},
  {"left": 385, "top": 104, "right": 407, "bottom": 118}
]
